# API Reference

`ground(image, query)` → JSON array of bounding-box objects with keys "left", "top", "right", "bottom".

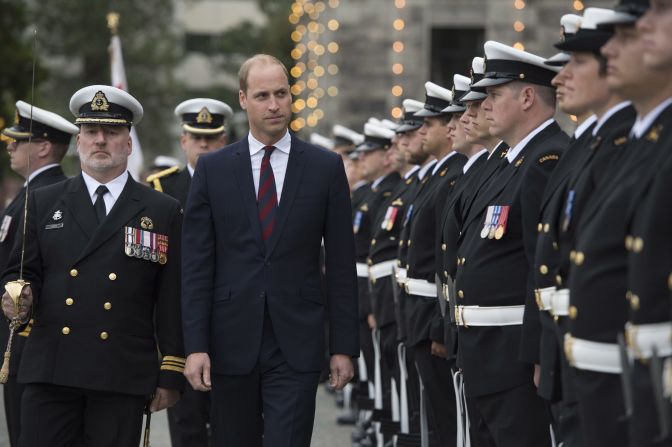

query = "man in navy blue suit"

[{"left": 182, "top": 54, "right": 358, "bottom": 447}]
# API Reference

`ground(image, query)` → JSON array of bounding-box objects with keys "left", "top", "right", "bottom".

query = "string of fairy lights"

[
  {"left": 390, "top": 0, "right": 406, "bottom": 119},
  {"left": 511, "top": 0, "right": 584, "bottom": 50},
  {"left": 288, "top": 0, "right": 341, "bottom": 132}
]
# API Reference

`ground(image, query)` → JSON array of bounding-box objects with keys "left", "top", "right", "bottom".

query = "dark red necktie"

[{"left": 258, "top": 146, "right": 278, "bottom": 242}]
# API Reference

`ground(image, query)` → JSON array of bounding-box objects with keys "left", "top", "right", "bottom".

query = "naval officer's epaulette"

[{"left": 146, "top": 166, "right": 180, "bottom": 192}]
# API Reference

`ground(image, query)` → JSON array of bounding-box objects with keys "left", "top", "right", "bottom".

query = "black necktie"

[{"left": 94, "top": 185, "right": 109, "bottom": 224}]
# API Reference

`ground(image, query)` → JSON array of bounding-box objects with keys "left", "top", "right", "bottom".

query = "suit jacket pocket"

[{"left": 213, "top": 285, "right": 232, "bottom": 303}]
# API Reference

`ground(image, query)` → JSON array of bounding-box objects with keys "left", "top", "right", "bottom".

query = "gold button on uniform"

[
  {"left": 569, "top": 306, "right": 578, "bottom": 320},
  {"left": 625, "top": 236, "right": 634, "bottom": 251},
  {"left": 539, "top": 265, "right": 548, "bottom": 275},
  {"left": 543, "top": 223, "right": 550, "bottom": 233},
  {"left": 630, "top": 294, "right": 640, "bottom": 311},
  {"left": 458, "top": 290, "right": 464, "bottom": 299},
  {"left": 407, "top": 240, "right": 412, "bottom": 247},
  {"left": 371, "top": 239, "right": 376, "bottom": 246},
  {"left": 441, "top": 243, "right": 447, "bottom": 251},
  {"left": 556, "top": 275, "right": 563, "bottom": 286},
  {"left": 632, "top": 238, "right": 644, "bottom": 253},
  {"left": 100, "top": 331, "right": 109, "bottom": 340},
  {"left": 62, "top": 327, "right": 70, "bottom": 335},
  {"left": 104, "top": 302, "right": 112, "bottom": 310},
  {"left": 574, "top": 252, "right": 585, "bottom": 266},
  {"left": 399, "top": 240, "right": 404, "bottom": 247},
  {"left": 108, "top": 273, "right": 117, "bottom": 281},
  {"left": 537, "top": 223, "right": 542, "bottom": 232},
  {"left": 569, "top": 251, "right": 576, "bottom": 262},
  {"left": 70, "top": 269, "right": 78, "bottom": 277},
  {"left": 65, "top": 298, "right": 74, "bottom": 306}
]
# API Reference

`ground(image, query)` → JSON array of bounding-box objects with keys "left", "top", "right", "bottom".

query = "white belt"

[
  {"left": 551, "top": 288, "right": 570, "bottom": 317},
  {"left": 626, "top": 321, "right": 672, "bottom": 359},
  {"left": 356, "top": 262, "right": 369, "bottom": 278},
  {"left": 455, "top": 305, "right": 525, "bottom": 327},
  {"left": 564, "top": 334, "right": 622, "bottom": 374},
  {"left": 369, "top": 260, "right": 397, "bottom": 281},
  {"left": 394, "top": 265, "right": 407, "bottom": 285},
  {"left": 534, "top": 286, "right": 555, "bottom": 311},
  {"left": 404, "top": 278, "right": 437, "bottom": 298}
]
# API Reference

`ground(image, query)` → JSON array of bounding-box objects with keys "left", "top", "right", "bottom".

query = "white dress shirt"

[
  {"left": 463, "top": 148, "right": 488, "bottom": 174},
  {"left": 431, "top": 151, "right": 457, "bottom": 176},
  {"left": 506, "top": 118, "right": 555, "bottom": 163},
  {"left": 249, "top": 130, "right": 291, "bottom": 202},
  {"left": 630, "top": 97, "right": 672, "bottom": 139},
  {"left": 82, "top": 170, "right": 129, "bottom": 215},
  {"left": 24, "top": 163, "right": 60, "bottom": 186}
]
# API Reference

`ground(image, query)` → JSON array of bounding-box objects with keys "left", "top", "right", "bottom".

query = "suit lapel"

[
  {"left": 75, "top": 175, "right": 145, "bottom": 264},
  {"left": 232, "top": 139, "right": 265, "bottom": 252},
  {"left": 266, "top": 135, "right": 307, "bottom": 257}
]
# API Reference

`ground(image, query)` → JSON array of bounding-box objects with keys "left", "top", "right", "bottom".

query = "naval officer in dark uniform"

[
  {"left": 1, "top": 85, "right": 185, "bottom": 447},
  {"left": 453, "top": 41, "right": 569, "bottom": 446},
  {"left": 0, "top": 101, "right": 76, "bottom": 447},
  {"left": 147, "top": 98, "right": 232, "bottom": 205},
  {"left": 148, "top": 97, "right": 233, "bottom": 447}
]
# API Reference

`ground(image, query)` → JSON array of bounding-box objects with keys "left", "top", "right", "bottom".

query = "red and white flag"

[{"left": 109, "top": 34, "right": 144, "bottom": 180}]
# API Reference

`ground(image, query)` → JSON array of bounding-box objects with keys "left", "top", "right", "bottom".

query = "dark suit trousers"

[
  {"left": 3, "top": 375, "right": 25, "bottom": 446},
  {"left": 167, "top": 386, "right": 211, "bottom": 447},
  {"left": 18, "top": 383, "right": 145, "bottom": 447},
  {"left": 210, "top": 310, "right": 321, "bottom": 447},
  {"left": 469, "top": 382, "right": 551, "bottom": 447}
]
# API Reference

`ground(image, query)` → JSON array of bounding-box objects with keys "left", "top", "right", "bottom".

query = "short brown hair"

[{"left": 238, "top": 54, "right": 290, "bottom": 93}]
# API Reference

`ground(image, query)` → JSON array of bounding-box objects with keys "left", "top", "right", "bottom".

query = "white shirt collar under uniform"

[
  {"left": 81, "top": 170, "right": 129, "bottom": 215},
  {"left": 592, "top": 102, "right": 630, "bottom": 136},
  {"left": 574, "top": 114, "right": 597, "bottom": 139},
  {"left": 431, "top": 151, "right": 457, "bottom": 176},
  {"left": 506, "top": 118, "right": 555, "bottom": 163},
  {"left": 630, "top": 97, "right": 672, "bottom": 139},
  {"left": 418, "top": 159, "right": 437, "bottom": 180},
  {"left": 463, "top": 148, "right": 488, "bottom": 174},
  {"left": 25, "top": 163, "right": 60, "bottom": 186},
  {"left": 403, "top": 165, "right": 420, "bottom": 180}
]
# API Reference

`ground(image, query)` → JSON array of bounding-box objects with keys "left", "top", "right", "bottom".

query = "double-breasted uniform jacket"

[
  {"left": 368, "top": 170, "right": 419, "bottom": 329},
  {"left": 623, "top": 102, "right": 672, "bottom": 445},
  {"left": 566, "top": 106, "right": 672, "bottom": 447},
  {"left": 354, "top": 173, "right": 400, "bottom": 319},
  {"left": 0, "top": 166, "right": 66, "bottom": 376},
  {"left": 519, "top": 121, "right": 595, "bottom": 401},
  {"left": 455, "top": 121, "right": 568, "bottom": 398},
  {"left": 2, "top": 174, "right": 185, "bottom": 396},
  {"left": 554, "top": 105, "right": 636, "bottom": 405},
  {"left": 404, "top": 153, "right": 466, "bottom": 348},
  {"left": 148, "top": 167, "right": 191, "bottom": 207}
]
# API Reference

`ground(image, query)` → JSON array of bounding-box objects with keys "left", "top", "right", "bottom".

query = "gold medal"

[{"left": 494, "top": 225, "right": 504, "bottom": 240}]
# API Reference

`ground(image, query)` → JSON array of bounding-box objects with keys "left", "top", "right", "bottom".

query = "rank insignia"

[
  {"left": 646, "top": 125, "right": 662, "bottom": 143},
  {"left": 514, "top": 156, "right": 525, "bottom": 168},
  {"left": 439, "top": 168, "right": 448, "bottom": 177},
  {"left": 405, "top": 177, "right": 413, "bottom": 185},
  {"left": 359, "top": 203, "right": 369, "bottom": 213},
  {"left": 52, "top": 210, "right": 63, "bottom": 221},
  {"left": 124, "top": 227, "right": 168, "bottom": 264},
  {"left": 90, "top": 91, "right": 110, "bottom": 111},
  {"left": 0, "top": 215, "right": 11, "bottom": 242},
  {"left": 140, "top": 216, "right": 154, "bottom": 230}
]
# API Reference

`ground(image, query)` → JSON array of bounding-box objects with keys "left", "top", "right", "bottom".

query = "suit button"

[
  {"left": 62, "top": 327, "right": 70, "bottom": 335},
  {"left": 70, "top": 269, "right": 78, "bottom": 277},
  {"left": 65, "top": 298, "right": 74, "bottom": 306},
  {"left": 539, "top": 265, "right": 548, "bottom": 275},
  {"left": 458, "top": 290, "right": 464, "bottom": 299},
  {"left": 569, "top": 306, "right": 578, "bottom": 320},
  {"left": 100, "top": 331, "right": 109, "bottom": 340},
  {"left": 108, "top": 273, "right": 117, "bottom": 281},
  {"left": 104, "top": 302, "right": 112, "bottom": 310}
]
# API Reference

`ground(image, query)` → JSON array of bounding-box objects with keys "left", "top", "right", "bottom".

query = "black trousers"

[
  {"left": 210, "top": 311, "right": 321, "bottom": 447},
  {"left": 18, "top": 383, "right": 145, "bottom": 447},
  {"left": 574, "top": 369, "right": 628, "bottom": 447},
  {"left": 167, "top": 386, "right": 211, "bottom": 447},
  {"left": 469, "top": 382, "right": 551, "bottom": 447},
  {"left": 3, "top": 375, "right": 25, "bottom": 447},
  {"left": 555, "top": 401, "right": 583, "bottom": 447},
  {"left": 630, "top": 362, "right": 672, "bottom": 447},
  {"left": 409, "top": 340, "right": 457, "bottom": 446}
]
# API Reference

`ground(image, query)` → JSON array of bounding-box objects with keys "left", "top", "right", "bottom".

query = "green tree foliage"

[{"left": 30, "top": 0, "right": 182, "bottom": 158}]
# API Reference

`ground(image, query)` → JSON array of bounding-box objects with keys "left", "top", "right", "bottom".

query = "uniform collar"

[
  {"left": 506, "top": 118, "right": 554, "bottom": 163},
  {"left": 81, "top": 170, "right": 129, "bottom": 203}
]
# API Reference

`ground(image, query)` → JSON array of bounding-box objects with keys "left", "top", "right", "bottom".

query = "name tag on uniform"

[
  {"left": 124, "top": 226, "right": 168, "bottom": 264},
  {"left": 0, "top": 215, "right": 11, "bottom": 241}
]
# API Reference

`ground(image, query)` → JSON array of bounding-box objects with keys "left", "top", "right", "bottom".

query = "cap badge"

[
  {"left": 140, "top": 216, "right": 154, "bottom": 230},
  {"left": 196, "top": 107, "right": 213, "bottom": 124},
  {"left": 52, "top": 210, "right": 63, "bottom": 221},
  {"left": 13, "top": 110, "right": 19, "bottom": 125},
  {"left": 91, "top": 91, "right": 110, "bottom": 111}
]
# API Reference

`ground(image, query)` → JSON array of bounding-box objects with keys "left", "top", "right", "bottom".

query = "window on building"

[{"left": 430, "top": 28, "right": 485, "bottom": 86}]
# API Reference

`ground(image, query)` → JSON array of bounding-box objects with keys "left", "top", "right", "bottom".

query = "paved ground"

[{"left": 0, "top": 384, "right": 352, "bottom": 446}]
